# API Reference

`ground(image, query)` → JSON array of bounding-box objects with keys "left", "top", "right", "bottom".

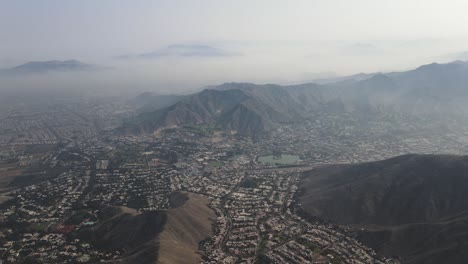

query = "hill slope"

[
  {"left": 158, "top": 193, "right": 215, "bottom": 264},
  {"left": 77, "top": 207, "right": 165, "bottom": 264},
  {"left": 297, "top": 154, "right": 468, "bottom": 264},
  {"left": 76, "top": 193, "right": 214, "bottom": 264}
]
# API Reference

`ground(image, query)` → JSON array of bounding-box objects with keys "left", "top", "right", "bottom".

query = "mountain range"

[
  {"left": 117, "top": 44, "right": 238, "bottom": 60},
  {"left": 122, "top": 60, "right": 468, "bottom": 135},
  {"left": 297, "top": 154, "right": 468, "bottom": 264},
  {"left": 0, "top": 60, "right": 95, "bottom": 75}
]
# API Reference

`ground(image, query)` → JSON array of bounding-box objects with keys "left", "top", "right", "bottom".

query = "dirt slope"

[
  {"left": 158, "top": 193, "right": 215, "bottom": 264},
  {"left": 298, "top": 154, "right": 468, "bottom": 264}
]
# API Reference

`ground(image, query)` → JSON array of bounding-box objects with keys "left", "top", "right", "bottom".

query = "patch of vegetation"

[
  {"left": 240, "top": 178, "right": 259, "bottom": 188},
  {"left": 23, "top": 144, "right": 57, "bottom": 154},
  {"left": 255, "top": 254, "right": 272, "bottom": 264},
  {"left": 297, "top": 237, "right": 319, "bottom": 251},
  {"left": 111, "top": 144, "right": 143, "bottom": 167},
  {"left": 27, "top": 222, "right": 50, "bottom": 233},
  {"left": 184, "top": 123, "right": 216, "bottom": 136},
  {"left": 208, "top": 160, "right": 223, "bottom": 168},
  {"left": 257, "top": 154, "right": 300, "bottom": 165},
  {"left": 65, "top": 209, "right": 93, "bottom": 225},
  {"left": 257, "top": 237, "right": 267, "bottom": 254},
  {"left": 57, "top": 151, "right": 85, "bottom": 162},
  {"left": 9, "top": 166, "right": 65, "bottom": 188}
]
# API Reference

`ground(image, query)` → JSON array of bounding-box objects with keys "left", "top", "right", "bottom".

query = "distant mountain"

[
  {"left": 297, "top": 154, "right": 468, "bottom": 264},
  {"left": 0, "top": 60, "right": 95, "bottom": 75},
  {"left": 121, "top": 60, "right": 468, "bottom": 135},
  {"left": 117, "top": 44, "right": 238, "bottom": 59}
]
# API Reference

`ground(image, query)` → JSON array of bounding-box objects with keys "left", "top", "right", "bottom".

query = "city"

[
  {"left": 2, "top": 2, "right": 468, "bottom": 263},
  {"left": 2, "top": 98, "right": 468, "bottom": 263}
]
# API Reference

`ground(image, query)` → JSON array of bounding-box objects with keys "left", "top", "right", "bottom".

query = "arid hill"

[
  {"left": 76, "top": 192, "right": 215, "bottom": 264},
  {"left": 297, "top": 154, "right": 468, "bottom": 264},
  {"left": 158, "top": 193, "right": 215, "bottom": 264},
  {"left": 76, "top": 206, "right": 166, "bottom": 264}
]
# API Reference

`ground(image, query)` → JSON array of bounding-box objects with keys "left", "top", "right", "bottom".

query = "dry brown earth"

[{"left": 158, "top": 193, "right": 215, "bottom": 264}]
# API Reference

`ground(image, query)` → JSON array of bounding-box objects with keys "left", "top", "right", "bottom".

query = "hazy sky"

[{"left": 1, "top": 0, "right": 468, "bottom": 94}]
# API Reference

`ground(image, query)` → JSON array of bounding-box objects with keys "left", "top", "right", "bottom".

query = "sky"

[{"left": 1, "top": 0, "right": 468, "bottom": 95}]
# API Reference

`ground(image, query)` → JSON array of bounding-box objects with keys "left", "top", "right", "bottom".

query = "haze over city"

[{"left": 2, "top": 0, "right": 468, "bottom": 94}]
